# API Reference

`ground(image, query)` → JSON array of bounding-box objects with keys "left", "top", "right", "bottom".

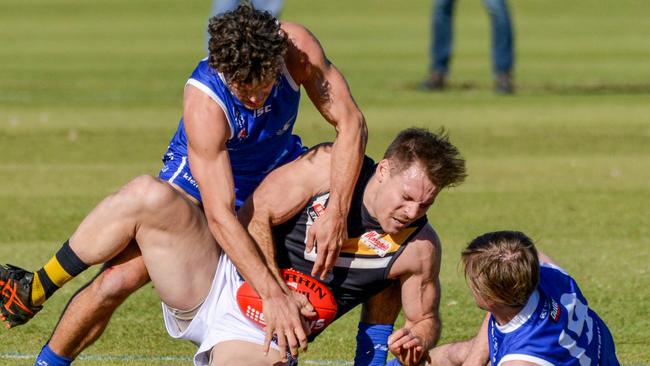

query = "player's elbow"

[
  {"left": 337, "top": 110, "right": 367, "bottom": 146},
  {"left": 350, "top": 110, "right": 367, "bottom": 136},
  {"left": 246, "top": 209, "right": 274, "bottom": 236}
]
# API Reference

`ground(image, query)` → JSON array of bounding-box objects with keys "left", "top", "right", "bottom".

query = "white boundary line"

[
  {"left": 0, "top": 353, "right": 353, "bottom": 365},
  {"left": 0, "top": 353, "right": 189, "bottom": 361}
]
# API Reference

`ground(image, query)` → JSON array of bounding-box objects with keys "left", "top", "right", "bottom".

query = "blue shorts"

[
  {"left": 158, "top": 146, "right": 307, "bottom": 208},
  {"left": 158, "top": 151, "right": 202, "bottom": 203}
]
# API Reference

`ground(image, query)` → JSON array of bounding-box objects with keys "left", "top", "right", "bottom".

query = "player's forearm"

[
  {"left": 207, "top": 210, "right": 284, "bottom": 298},
  {"left": 328, "top": 115, "right": 367, "bottom": 215},
  {"left": 409, "top": 316, "right": 441, "bottom": 352},
  {"left": 247, "top": 217, "right": 277, "bottom": 269},
  {"left": 247, "top": 215, "right": 285, "bottom": 285}
]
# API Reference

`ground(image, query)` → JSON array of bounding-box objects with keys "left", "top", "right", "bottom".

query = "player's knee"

[
  {"left": 91, "top": 266, "right": 147, "bottom": 304},
  {"left": 121, "top": 175, "right": 162, "bottom": 200},
  {"left": 119, "top": 175, "right": 175, "bottom": 214}
]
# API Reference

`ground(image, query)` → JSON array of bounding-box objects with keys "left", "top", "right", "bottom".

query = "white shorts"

[{"left": 161, "top": 254, "right": 274, "bottom": 366}]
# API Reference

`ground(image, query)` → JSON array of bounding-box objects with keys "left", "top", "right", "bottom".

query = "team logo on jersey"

[
  {"left": 360, "top": 231, "right": 392, "bottom": 257},
  {"left": 307, "top": 203, "right": 326, "bottom": 222},
  {"left": 540, "top": 300, "right": 549, "bottom": 319},
  {"left": 234, "top": 108, "right": 248, "bottom": 140},
  {"left": 254, "top": 105, "right": 272, "bottom": 118},
  {"left": 550, "top": 298, "right": 561, "bottom": 322},
  {"left": 306, "top": 194, "right": 330, "bottom": 225}
]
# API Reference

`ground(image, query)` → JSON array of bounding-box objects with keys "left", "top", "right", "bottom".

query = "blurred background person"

[{"left": 419, "top": 0, "right": 515, "bottom": 94}]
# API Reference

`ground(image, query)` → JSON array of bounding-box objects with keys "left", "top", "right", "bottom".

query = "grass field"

[{"left": 1, "top": 0, "right": 649, "bottom": 364}]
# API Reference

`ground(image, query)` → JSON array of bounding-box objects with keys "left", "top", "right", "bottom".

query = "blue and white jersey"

[
  {"left": 159, "top": 58, "right": 304, "bottom": 207},
  {"left": 488, "top": 263, "right": 619, "bottom": 366}
]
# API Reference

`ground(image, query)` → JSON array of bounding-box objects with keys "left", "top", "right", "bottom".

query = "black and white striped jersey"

[{"left": 272, "top": 156, "right": 428, "bottom": 320}]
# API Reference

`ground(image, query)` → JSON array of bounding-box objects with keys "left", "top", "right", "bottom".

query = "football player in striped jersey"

[{"left": 3, "top": 128, "right": 465, "bottom": 365}]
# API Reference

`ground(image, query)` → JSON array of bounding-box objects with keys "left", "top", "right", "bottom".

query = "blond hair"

[{"left": 462, "top": 231, "right": 539, "bottom": 307}]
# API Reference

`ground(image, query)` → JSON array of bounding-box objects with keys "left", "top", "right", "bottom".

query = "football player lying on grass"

[
  {"left": 426, "top": 231, "right": 620, "bottom": 366},
  {"left": 2, "top": 128, "right": 465, "bottom": 365}
]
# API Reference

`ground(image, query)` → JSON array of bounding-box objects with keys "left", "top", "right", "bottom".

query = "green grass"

[{"left": 1, "top": 0, "right": 649, "bottom": 364}]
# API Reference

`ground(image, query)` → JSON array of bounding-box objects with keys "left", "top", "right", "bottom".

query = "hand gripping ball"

[{"left": 236, "top": 268, "right": 338, "bottom": 334}]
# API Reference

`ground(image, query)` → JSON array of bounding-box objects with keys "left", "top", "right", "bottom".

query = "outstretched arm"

[
  {"left": 237, "top": 145, "right": 332, "bottom": 334},
  {"left": 283, "top": 22, "right": 368, "bottom": 280},
  {"left": 460, "top": 314, "right": 490, "bottom": 366},
  {"left": 431, "top": 253, "right": 557, "bottom": 366},
  {"left": 183, "top": 85, "right": 308, "bottom": 360},
  {"left": 238, "top": 144, "right": 332, "bottom": 279},
  {"left": 388, "top": 225, "right": 442, "bottom": 365}
]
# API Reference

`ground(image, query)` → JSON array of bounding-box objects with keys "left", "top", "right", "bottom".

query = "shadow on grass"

[
  {"left": 534, "top": 82, "right": 650, "bottom": 96},
  {"left": 406, "top": 80, "right": 650, "bottom": 96}
]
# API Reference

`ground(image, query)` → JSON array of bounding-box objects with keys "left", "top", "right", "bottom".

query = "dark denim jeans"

[{"left": 430, "top": 0, "right": 514, "bottom": 75}]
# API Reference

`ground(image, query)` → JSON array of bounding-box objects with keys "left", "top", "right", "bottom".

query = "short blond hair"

[{"left": 462, "top": 231, "right": 539, "bottom": 307}]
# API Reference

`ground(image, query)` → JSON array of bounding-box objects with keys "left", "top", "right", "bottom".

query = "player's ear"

[{"left": 376, "top": 159, "right": 390, "bottom": 183}]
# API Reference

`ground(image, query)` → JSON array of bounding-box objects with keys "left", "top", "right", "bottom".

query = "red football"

[{"left": 236, "top": 268, "right": 338, "bottom": 334}]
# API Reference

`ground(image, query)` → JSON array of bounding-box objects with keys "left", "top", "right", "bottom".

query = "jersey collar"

[{"left": 495, "top": 289, "right": 540, "bottom": 334}]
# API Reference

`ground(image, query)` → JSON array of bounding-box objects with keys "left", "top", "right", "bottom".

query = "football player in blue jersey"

[
  {"left": 0, "top": 4, "right": 367, "bottom": 365},
  {"left": 426, "top": 231, "right": 619, "bottom": 366},
  {"left": 2, "top": 128, "right": 465, "bottom": 366}
]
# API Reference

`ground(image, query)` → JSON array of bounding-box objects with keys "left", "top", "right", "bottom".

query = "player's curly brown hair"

[
  {"left": 383, "top": 128, "right": 467, "bottom": 189},
  {"left": 207, "top": 4, "right": 288, "bottom": 87}
]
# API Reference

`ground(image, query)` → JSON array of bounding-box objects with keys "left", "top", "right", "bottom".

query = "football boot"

[{"left": 0, "top": 264, "right": 42, "bottom": 328}]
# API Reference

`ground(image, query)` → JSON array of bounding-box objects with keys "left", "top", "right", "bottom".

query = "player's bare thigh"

[
  {"left": 210, "top": 341, "right": 289, "bottom": 366},
  {"left": 131, "top": 176, "right": 220, "bottom": 311}
]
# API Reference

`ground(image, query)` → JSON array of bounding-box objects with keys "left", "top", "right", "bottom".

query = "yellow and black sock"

[{"left": 31, "top": 240, "right": 89, "bottom": 306}]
